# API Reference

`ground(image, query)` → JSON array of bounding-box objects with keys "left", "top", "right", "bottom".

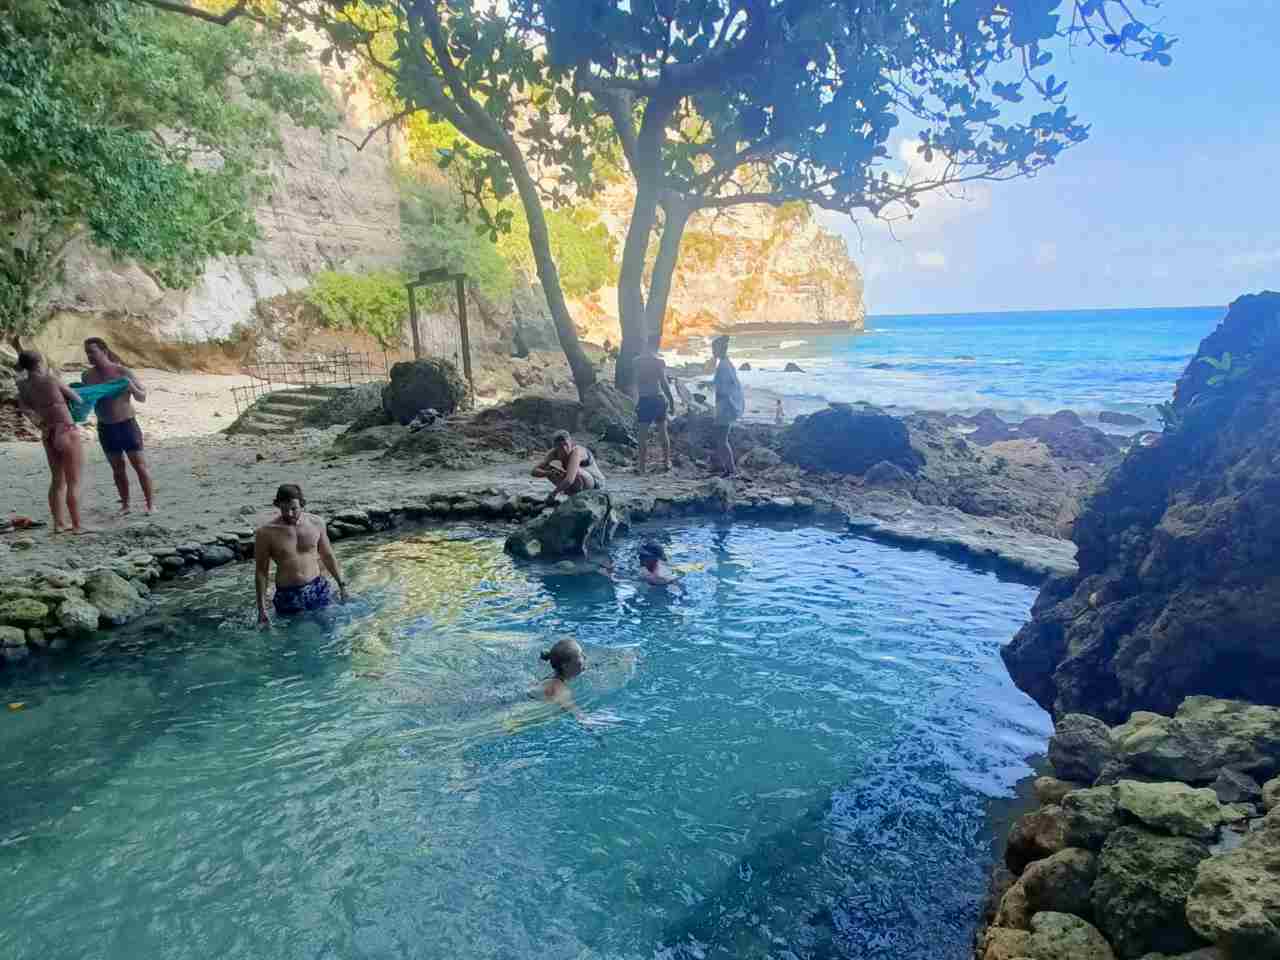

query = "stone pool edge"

[{"left": 0, "top": 479, "right": 1076, "bottom": 664}]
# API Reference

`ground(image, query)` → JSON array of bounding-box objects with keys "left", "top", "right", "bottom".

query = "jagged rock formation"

[
  {"left": 980, "top": 696, "right": 1280, "bottom": 960},
  {"left": 1002, "top": 292, "right": 1280, "bottom": 723}
]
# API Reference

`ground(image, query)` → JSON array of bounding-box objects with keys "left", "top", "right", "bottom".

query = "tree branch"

[
  {"left": 129, "top": 0, "right": 252, "bottom": 26},
  {"left": 336, "top": 107, "right": 416, "bottom": 152}
]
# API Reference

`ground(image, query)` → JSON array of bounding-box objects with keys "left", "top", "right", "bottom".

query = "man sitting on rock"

[
  {"left": 532, "top": 430, "right": 607, "bottom": 503},
  {"left": 254, "top": 483, "right": 348, "bottom": 625}
]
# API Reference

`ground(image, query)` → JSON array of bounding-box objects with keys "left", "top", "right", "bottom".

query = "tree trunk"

[
  {"left": 614, "top": 96, "right": 676, "bottom": 397},
  {"left": 502, "top": 145, "right": 597, "bottom": 399},
  {"left": 643, "top": 194, "right": 692, "bottom": 342}
]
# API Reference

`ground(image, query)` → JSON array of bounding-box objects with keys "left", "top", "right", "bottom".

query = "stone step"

[
  {"left": 233, "top": 421, "right": 292, "bottom": 436},
  {"left": 267, "top": 390, "right": 336, "bottom": 407},
  {"left": 244, "top": 410, "right": 299, "bottom": 426}
]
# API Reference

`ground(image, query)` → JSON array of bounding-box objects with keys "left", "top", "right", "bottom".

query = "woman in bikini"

[
  {"left": 15, "top": 351, "right": 85, "bottom": 533},
  {"left": 531, "top": 429, "right": 607, "bottom": 503}
]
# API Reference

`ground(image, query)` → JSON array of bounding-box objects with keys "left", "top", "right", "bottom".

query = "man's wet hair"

[
  {"left": 638, "top": 541, "right": 667, "bottom": 564},
  {"left": 16, "top": 350, "right": 41, "bottom": 372},
  {"left": 274, "top": 483, "right": 305, "bottom": 506},
  {"left": 83, "top": 337, "right": 122, "bottom": 363},
  {"left": 552, "top": 429, "right": 571, "bottom": 444}
]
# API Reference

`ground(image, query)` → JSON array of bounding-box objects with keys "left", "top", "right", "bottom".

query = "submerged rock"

[
  {"left": 505, "top": 491, "right": 619, "bottom": 560},
  {"left": 1092, "top": 826, "right": 1212, "bottom": 958},
  {"left": 1001, "top": 293, "right": 1280, "bottom": 722}
]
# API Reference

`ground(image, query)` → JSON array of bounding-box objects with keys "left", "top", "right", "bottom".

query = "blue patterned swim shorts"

[{"left": 272, "top": 576, "right": 333, "bottom": 615}]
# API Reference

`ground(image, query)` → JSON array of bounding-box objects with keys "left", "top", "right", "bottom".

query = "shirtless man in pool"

[{"left": 254, "top": 483, "right": 348, "bottom": 625}]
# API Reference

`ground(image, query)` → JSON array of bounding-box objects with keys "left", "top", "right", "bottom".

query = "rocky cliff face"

[
  {"left": 36, "top": 95, "right": 401, "bottom": 363},
  {"left": 32, "top": 60, "right": 863, "bottom": 365},
  {"left": 1002, "top": 292, "right": 1280, "bottom": 724},
  {"left": 564, "top": 188, "right": 865, "bottom": 345}
]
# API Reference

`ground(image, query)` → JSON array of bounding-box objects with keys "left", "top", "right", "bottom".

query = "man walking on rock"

[
  {"left": 632, "top": 333, "right": 675, "bottom": 474},
  {"left": 83, "top": 337, "right": 155, "bottom": 514},
  {"left": 254, "top": 483, "right": 348, "bottom": 625}
]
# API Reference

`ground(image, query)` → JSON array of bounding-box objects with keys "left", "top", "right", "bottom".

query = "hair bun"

[{"left": 539, "top": 650, "right": 552, "bottom": 661}]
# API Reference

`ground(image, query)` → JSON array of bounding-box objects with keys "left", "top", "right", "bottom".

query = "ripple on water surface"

[{"left": 0, "top": 522, "right": 1049, "bottom": 960}]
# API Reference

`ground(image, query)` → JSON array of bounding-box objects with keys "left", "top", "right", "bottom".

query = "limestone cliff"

[
  {"left": 34, "top": 58, "right": 403, "bottom": 364},
  {"left": 564, "top": 188, "right": 865, "bottom": 345},
  {"left": 32, "top": 59, "right": 863, "bottom": 365},
  {"left": 1001, "top": 292, "right": 1280, "bottom": 723}
]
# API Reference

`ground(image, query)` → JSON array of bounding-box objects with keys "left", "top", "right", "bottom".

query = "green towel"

[{"left": 67, "top": 379, "right": 131, "bottom": 423}]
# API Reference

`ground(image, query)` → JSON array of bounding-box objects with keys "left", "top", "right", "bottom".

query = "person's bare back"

[{"left": 634, "top": 351, "right": 668, "bottom": 398}]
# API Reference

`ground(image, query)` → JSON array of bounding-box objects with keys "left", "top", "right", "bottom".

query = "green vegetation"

[
  {"left": 0, "top": 0, "right": 335, "bottom": 342},
  {"left": 305, "top": 270, "right": 408, "bottom": 348}
]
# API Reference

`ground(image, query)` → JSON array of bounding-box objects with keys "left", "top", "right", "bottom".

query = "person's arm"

[
  {"left": 316, "top": 518, "right": 348, "bottom": 601},
  {"left": 531, "top": 448, "right": 557, "bottom": 478},
  {"left": 659, "top": 361, "right": 675, "bottom": 408},
  {"left": 549, "top": 448, "right": 583, "bottom": 497},
  {"left": 253, "top": 531, "right": 272, "bottom": 626},
  {"left": 120, "top": 367, "right": 146, "bottom": 403},
  {"left": 57, "top": 380, "right": 83, "bottom": 407}
]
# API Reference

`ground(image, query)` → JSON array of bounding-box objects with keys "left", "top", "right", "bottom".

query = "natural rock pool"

[{"left": 0, "top": 521, "right": 1049, "bottom": 959}]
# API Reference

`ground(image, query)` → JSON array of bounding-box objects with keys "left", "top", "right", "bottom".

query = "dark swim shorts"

[
  {"left": 637, "top": 394, "right": 668, "bottom": 424},
  {"left": 97, "top": 417, "right": 144, "bottom": 455},
  {"left": 273, "top": 576, "right": 333, "bottom": 615}
]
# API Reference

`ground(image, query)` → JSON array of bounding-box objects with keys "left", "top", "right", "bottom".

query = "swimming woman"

[
  {"left": 535, "top": 637, "right": 587, "bottom": 719},
  {"left": 15, "top": 351, "right": 85, "bottom": 533},
  {"left": 637, "top": 541, "right": 677, "bottom": 585}
]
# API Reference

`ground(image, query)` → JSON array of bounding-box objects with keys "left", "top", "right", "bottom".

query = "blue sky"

[{"left": 831, "top": 1, "right": 1280, "bottom": 315}]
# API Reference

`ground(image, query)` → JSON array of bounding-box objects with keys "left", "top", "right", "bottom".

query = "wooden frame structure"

[{"left": 406, "top": 268, "right": 473, "bottom": 384}]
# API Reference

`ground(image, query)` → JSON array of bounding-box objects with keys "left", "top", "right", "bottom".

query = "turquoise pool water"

[{"left": 0, "top": 522, "right": 1048, "bottom": 959}]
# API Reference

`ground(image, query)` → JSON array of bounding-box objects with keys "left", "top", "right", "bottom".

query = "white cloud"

[
  {"left": 914, "top": 250, "right": 947, "bottom": 270},
  {"left": 1225, "top": 249, "right": 1280, "bottom": 269}
]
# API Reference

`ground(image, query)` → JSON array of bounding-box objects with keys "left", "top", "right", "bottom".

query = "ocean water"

[
  {"left": 0, "top": 522, "right": 1047, "bottom": 960},
  {"left": 671, "top": 306, "right": 1223, "bottom": 429}
]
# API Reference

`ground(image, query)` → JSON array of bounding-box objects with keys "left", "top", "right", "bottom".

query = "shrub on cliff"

[{"left": 306, "top": 271, "right": 408, "bottom": 349}]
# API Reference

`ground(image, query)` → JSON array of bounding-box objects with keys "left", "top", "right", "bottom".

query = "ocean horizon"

[{"left": 667, "top": 304, "right": 1225, "bottom": 430}]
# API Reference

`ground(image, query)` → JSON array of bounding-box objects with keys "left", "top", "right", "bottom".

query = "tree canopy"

[
  {"left": 0, "top": 0, "right": 335, "bottom": 342},
  {"left": 105, "top": 0, "right": 1175, "bottom": 399}
]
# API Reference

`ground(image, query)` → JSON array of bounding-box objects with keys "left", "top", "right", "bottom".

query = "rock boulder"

[
  {"left": 1051, "top": 713, "right": 1118, "bottom": 782},
  {"left": 505, "top": 491, "right": 619, "bottom": 560},
  {"left": 1092, "top": 826, "right": 1212, "bottom": 958},
  {"left": 1186, "top": 817, "right": 1280, "bottom": 958},
  {"left": 1115, "top": 780, "right": 1225, "bottom": 840},
  {"left": 1001, "top": 293, "right": 1280, "bottom": 721},
  {"left": 782, "top": 403, "right": 923, "bottom": 476},
  {"left": 382, "top": 359, "right": 468, "bottom": 425},
  {"left": 83, "top": 570, "right": 147, "bottom": 626}
]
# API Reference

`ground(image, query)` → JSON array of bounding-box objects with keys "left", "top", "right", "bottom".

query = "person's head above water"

[
  {"left": 274, "top": 483, "right": 306, "bottom": 525},
  {"left": 540, "top": 637, "right": 585, "bottom": 680},
  {"left": 638, "top": 541, "right": 667, "bottom": 572},
  {"left": 711, "top": 335, "right": 730, "bottom": 359},
  {"left": 16, "top": 350, "right": 44, "bottom": 374}
]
